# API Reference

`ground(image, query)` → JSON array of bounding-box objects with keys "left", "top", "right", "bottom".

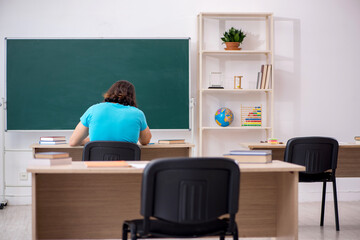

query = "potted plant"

[{"left": 221, "top": 27, "right": 246, "bottom": 50}]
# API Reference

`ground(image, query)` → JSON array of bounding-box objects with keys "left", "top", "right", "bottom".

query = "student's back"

[
  {"left": 81, "top": 102, "right": 147, "bottom": 143},
  {"left": 69, "top": 80, "right": 152, "bottom": 146}
]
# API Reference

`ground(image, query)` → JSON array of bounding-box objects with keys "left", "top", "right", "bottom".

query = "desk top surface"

[
  {"left": 27, "top": 160, "right": 305, "bottom": 174},
  {"left": 241, "top": 142, "right": 360, "bottom": 149},
  {"left": 30, "top": 143, "right": 195, "bottom": 149}
]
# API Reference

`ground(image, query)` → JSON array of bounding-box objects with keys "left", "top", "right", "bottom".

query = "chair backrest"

[
  {"left": 284, "top": 137, "right": 338, "bottom": 173},
  {"left": 140, "top": 157, "right": 240, "bottom": 225},
  {"left": 82, "top": 141, "right": 141, "bottom": 161}
]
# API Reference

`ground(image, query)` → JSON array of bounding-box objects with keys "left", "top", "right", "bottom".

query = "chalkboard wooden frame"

[{"left": 5, "top": 38, "right": 191, "bottom": 131}]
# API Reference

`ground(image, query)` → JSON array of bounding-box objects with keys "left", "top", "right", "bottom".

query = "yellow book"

[
  {"left": 224, "top": 150, "right": 272, "bottom": 164},
  {"left": 224, "top": 154, "right": 272, "bottom": 163},
  {"left": 158, "top": 139, "right": 185, "bottom": 144},
  {"left": 84, "top": 161, "right": 131, "bottom": 168},
  {"left": 34, "top": 152, "right": 70, "bottom": 159}
]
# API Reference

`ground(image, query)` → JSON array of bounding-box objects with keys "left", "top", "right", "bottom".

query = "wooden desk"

[
  {"left": 30, "top": 143, "right": 194, "bottom": 161},
  {"left": 242, "top": 143, "right": 360, "bottom": 177},
  {"left": 28, "top": 161, "right": 304, "bottom": 240}
]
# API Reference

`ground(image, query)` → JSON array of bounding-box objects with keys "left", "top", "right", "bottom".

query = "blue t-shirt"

[{"left": 80, "top": 102, "right": 148, "bottom": 143}]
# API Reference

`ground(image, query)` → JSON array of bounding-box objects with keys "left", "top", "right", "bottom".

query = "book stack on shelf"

[
  {"left": 223, "top": 150, "right": 272, "bottom": 164},
  {"left": 158, "top": 139, "right": 185, "bottom": 144},
  {"left": 29, "top": 152, "right": 72, "bottom": 166},
  {"left": 241, "top": 105, "right": 262, "bottom": 127},
  {"left": 256, "top": 64, "right": 272, "bottom": 89},
  {"left": 355, "top": 136, "right": 360, "bottom": 144},
  {"left": 39, "top": 136, "right": 66, "bottom": 145}
]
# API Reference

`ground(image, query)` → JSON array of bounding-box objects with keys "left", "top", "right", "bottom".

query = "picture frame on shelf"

[{"left": 208, "top": 72, "right": 224, "bottom": 89}]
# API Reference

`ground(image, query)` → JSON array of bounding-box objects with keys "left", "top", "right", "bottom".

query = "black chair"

[
  {"left": 82, "top": 141, "right": 141, "bottom": 161},
  {"left": 284, "top": 136, "right": 339, "bottom": 231},
  {"left": 122, "top": 157, "right": 240, "bottom": 240}
]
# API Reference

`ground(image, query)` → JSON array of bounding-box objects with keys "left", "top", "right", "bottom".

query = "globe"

[{"left": 215, "top": 107, "right": 234, "bottom": 127}]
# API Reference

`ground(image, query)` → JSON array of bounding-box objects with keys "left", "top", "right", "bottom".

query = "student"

[{"left": 69, "top": 80, "right": 152, "bottom": 146}]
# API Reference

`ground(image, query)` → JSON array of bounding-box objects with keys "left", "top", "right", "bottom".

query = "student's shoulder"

[
  {"left": 85, "top": 102, "right": 107, "bottom": 112},
  {"left": 91, "top": 102, "right": 108, "bottom": 109},
  {"left": 128, "top": 106, "right": 145, "bottom": 115}
]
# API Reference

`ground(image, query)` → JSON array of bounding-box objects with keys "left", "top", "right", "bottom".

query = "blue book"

[
  {"left": 229, "top": 150, "right": 272, "bottom": 156},
  {"left": 39, "top": 140, "right": 66, "bottom": 145}
]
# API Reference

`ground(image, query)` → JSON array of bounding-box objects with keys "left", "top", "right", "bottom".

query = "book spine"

[
  {"left": 261, "top": 64, "right": 267, "bottom": 89},
  {"left": 256, "top": 72, "right": 262, "bottom": 89}
]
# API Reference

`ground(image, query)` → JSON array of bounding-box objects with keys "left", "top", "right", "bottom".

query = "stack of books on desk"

[
  {"left": 29, "top": 152, "right": 72, "bottom": 166},
  {"left": 224, "top": 150, "right": 272, "bottom": 164},
  {"left": 39, "top": 136, "right": 66, "bottom": 145},
  {"left": 355, "top": 136, "right": 360, "bottom": 144},
  {"left": 158, "top": 139, "right": 185, "bottom": 144}
]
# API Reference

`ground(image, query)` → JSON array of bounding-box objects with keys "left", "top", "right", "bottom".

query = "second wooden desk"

[
  {"left": 242, "top": 143, "right": 360, "bottom": 177},
  {"left": 30, "top": 143, "right": 194, "bottom": 161}
]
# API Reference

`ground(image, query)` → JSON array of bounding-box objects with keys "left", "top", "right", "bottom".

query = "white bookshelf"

[{"left": 197, "top": 12, "right": 274, "bottom": 156}]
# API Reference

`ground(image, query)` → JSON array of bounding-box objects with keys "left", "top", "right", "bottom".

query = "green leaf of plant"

[
  {"left": 229, "top": 27, "right": 235, "bottom": 35},
  {"left": 234, "top": 33, "right": 240, "bottom": 42},
  {"left": 221, "top": 27, "right": 247, "bottom": 43}
]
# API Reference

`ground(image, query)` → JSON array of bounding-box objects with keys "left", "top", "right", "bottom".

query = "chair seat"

[
  {"left": 125, "top": 218, "right": 230, "bottom": 238},
  {"left": 299, "top": 172, "right": 332, "bottom": 182}
]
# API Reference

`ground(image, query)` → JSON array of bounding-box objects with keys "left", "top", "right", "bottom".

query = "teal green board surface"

[{"left": 6, "top": 39, "right": 189, "bottom": 130}]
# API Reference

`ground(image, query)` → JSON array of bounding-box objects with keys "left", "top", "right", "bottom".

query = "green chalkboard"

[{"left": 6, "top": 39, "right": 189, "bottom": 130}]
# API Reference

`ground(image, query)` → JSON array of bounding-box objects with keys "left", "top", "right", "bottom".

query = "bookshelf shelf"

[
  {"left": 198, "top": 12, "right": 274, "bottom": 156},
  {"left": 200, "top": 12, "right": 273, "bottom": 18},
  {"left": 201, "top": 50, "right": 271, "bottom": 55},
  {"left": 202, "top": 127, "right": 271, "bottom": 130},
  {"left": 201, "top": 89, "right": 272, "bottom": 93}
]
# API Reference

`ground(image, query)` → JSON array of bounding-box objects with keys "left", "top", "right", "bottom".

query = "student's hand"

[
  {"left": 139, "top": 127, "right": 152, "bottom": 145},
  {"left": 81, "top": 137, "right": 90, "bottom": 146}
]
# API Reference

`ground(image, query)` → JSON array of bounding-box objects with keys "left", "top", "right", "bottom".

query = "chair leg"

[
  {"left": 220, "top": 234, "right": 225, "bottom": 240},
  {"left": 122, "top": 223, "right": 129, "bottom": 240},
  {"left": 320, "top": 181, "right": 326, "bottom": 226},
  {"left": 130, "top": 225, "right": 137, "bottom": 240},
  {"left": 333, "top": 178, "right": 340, "bottom": 231},
  {"left": 233, "top": 223, "right": 239, "bottom": 240}
]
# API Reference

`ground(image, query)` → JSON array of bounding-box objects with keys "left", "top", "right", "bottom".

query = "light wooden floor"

[{"left": 0, "top": 202, "right": 359, "bottom": 240}]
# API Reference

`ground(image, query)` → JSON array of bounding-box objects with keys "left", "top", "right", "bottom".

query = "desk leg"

[
  {"left": 238, "top": 172, "right": 277, "bottom": 237},
  {"left": 35, "top": 173, "right": 142, "bottom": 239},
  {"left": 276, "top": 171, "right": 299, "bottom": 240},
  {"left": 237, "top": 172, "right": 298, "bottom": 239},
  {"left": 31, "top": 173, "right": 37, "bottom": 240}
]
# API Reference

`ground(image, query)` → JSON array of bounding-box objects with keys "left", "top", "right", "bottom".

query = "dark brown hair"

[{"left": 103, "top": 80, "right": 137, "bottom": 107}]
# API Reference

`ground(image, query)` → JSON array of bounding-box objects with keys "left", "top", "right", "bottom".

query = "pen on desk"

[{"left": 148, "top": 143, "right": 155, "bottom": 145}]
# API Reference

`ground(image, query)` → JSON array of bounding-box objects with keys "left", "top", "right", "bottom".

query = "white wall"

[{"left": 0, "top": 0, "right": 359, "bottom": 204}]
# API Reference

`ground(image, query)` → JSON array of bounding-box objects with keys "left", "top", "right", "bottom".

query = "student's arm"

[
  {"left": 69, "top": 122, "right": 90, "bottom": 146},
  {"left": 139, "top": 126, "right": 152, "bottom": 145}
]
